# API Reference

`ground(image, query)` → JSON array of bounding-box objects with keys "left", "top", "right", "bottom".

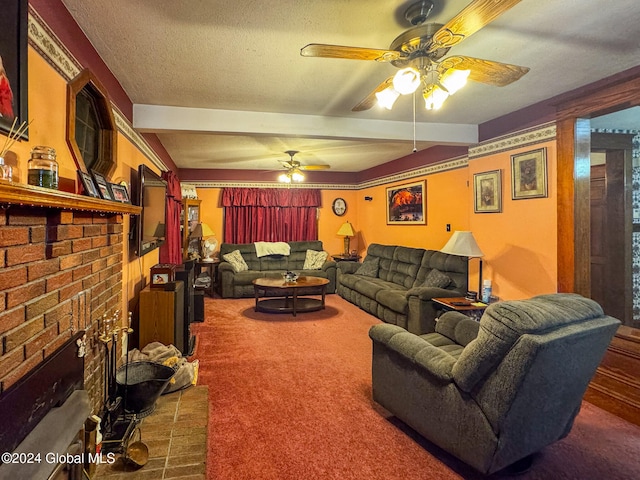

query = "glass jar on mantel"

[{"left": 28, "top": 146, "right": 58, "bottom": 190}]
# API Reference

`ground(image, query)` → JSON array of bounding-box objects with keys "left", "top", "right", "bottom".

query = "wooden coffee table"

[{"left": 252, "top": 276, "right": 330, "bottom": 316}]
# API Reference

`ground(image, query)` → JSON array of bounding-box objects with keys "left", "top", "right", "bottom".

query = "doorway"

[{"left": 589, "top": 129, "right": 637, "bottom": 327}]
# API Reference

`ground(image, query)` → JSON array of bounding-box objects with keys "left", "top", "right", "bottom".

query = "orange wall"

[
  {"left": 468, "top": 141, "right": 558, "bottom": 301},
  {"left": 196, "top": 187, "right": 360, "bottom": 257},
  {"left": 3, "top": 47, "right": 164, "bottom": 316},
  {"left": 195, "top": 146, "right": 557, "bottom": 303}
]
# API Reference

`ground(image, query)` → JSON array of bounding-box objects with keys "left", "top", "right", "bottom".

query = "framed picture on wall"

[
  {"left": 0, "top": 0, "right": 29, "bottom": 138},
  {"left": 474, "top": 170, "right": 502, "bottom": 213},
  {"left": 386, "top": 180, "right": 426, "bottom": 225},
  {"left": 511, "top": 147, "right": 548, "bottom": 199}
]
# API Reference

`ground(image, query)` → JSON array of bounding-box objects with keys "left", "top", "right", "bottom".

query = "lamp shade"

[
  {"left": 200, "top": 223, "right": 215, "bottom": 238},
  {"left": 189, "top": 223, "right": 202, "bottom": 238},
  {"left": 440, "top": 231, "right": 484, "bottom": 258},
  {"left": 336, "top": 221, "right": 355, "bottom": 237}
]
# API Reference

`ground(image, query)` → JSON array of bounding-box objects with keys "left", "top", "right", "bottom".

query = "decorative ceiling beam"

[{"left": 133, "top": 104, "right": 478, "bottom": 145}]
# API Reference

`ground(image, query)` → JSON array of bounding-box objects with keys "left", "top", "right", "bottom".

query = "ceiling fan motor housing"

[
  {"left": 405, "top": 0, "right": 434, "bottom": 26},
  {"left": 389, "top": 23, "right": 450, "bottom": 68}
]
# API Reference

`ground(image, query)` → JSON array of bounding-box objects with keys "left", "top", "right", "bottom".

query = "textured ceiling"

[{"left": 61, "top": 0, "right": 640, "bottom": 174}]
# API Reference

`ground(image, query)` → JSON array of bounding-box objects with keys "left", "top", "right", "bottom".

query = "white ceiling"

[{"left": 61, "top": 0, "right": 640, "bottom": 174}]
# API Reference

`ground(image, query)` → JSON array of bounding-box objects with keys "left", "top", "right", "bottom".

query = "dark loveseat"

[
  {"left": 219, "top": 240, "right": 336, "bottom": 298},
  {"left": 337, "top": 243, "right": 468, "bottom": 334}
]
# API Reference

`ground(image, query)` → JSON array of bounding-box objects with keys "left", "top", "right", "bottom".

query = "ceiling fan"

[
  {"left": 301, "top": 0, "right": 530, "bottom": 111},
  {"left": 278, "top": 150, "right": 330, "bottom": 183}
]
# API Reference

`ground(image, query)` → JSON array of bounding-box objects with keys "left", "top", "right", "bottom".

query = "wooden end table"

[
  {"left": 252, "top": 276, "right": 330, "bottom": 316},
  {"left": 432, "top": 297, "right": 488, "bottom": 321},
  {"left": 332, "top": 254, "right": 361, "bottom": 262}
]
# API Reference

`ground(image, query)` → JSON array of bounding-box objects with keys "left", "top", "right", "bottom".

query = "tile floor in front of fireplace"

[{"left": 95, "top": 385, "right": 208, "bottom": 480}]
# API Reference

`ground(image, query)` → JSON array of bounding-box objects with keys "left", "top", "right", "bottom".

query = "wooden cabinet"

[
  {"left": 181, "top": 199, "right": 201, "bottom": 259},
  {"left": 138, "top": 284, "right": 186, "bottom": 352}
]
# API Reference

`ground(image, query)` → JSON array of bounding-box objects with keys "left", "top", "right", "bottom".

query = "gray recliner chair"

[{"left": 369, "top": 293, "right": 620, "bottom": 475}]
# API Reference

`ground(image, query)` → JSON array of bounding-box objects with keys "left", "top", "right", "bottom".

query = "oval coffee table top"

[{"left": 252, "top": 276, "right": 329, "bottom": 289}]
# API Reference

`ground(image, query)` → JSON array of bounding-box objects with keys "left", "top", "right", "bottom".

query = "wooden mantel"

[{"left": 0, "top": 181, "right": 141, "bottom": 215}]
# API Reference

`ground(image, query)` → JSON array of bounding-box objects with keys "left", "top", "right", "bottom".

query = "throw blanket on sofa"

[{"left": 254, "top": 241, "right": 291, "bottom": 257}]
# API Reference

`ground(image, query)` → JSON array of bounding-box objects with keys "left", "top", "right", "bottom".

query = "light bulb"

[
  {"left": 375, "top": 87, "right": 400, "bottom": 110},
  {"left": 423, "top": 85, "right": 449, "bottom": 110},
  {"left": 278, "top": 173, "right": 291, "bottom": 183},
  {"left": 291, "top": 171, "right": 304, "bottom": 182},
  {"left": 392, "top": 67, "right": 421, "bottom": 95},
  {"left": 441, "top": 69, "right": 470, "bottom": 95}
]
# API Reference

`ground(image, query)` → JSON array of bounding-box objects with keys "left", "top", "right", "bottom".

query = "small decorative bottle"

[
  {"left": 0, "top": 157, "right": 12, "bottom": 182},
  {"left": 28, "top": 146, "right": 58, "bottom": 189},
  {"left": 482, "top": 279, "right": 492, "bottom": 303}
]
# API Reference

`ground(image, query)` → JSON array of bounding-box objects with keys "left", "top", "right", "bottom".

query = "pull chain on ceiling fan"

[{"left": 300, "top": 0, "right": 529, "bottom": 112}]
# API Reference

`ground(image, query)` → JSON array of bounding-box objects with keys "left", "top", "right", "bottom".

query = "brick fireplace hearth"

[{"left": 0, "top": 182, "right": 140, "bottom": 422}]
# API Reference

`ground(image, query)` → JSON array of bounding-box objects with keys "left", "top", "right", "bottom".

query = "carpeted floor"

[{"left": 191, "top": 295, "right": 640, "bottom": 480}]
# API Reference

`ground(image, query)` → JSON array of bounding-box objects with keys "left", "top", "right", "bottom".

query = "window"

[{"left": 66, "top": 69, "right": 117, "bottom": 178}]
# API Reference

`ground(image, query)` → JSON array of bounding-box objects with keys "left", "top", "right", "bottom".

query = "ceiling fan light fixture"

[
  {"left": 423, "top": 85, "right": 449, "bottom": 110},
  {"left": 278, "top": 173, "right": 292, "bottom": 183},
  {"left": 291, "top": 170, "right": 305, "bottom": 182},
  {"left": 375, "top": 86, "right": 400, "bottom": 109},
  {"left": 393, "top": 67, "right": 421, "bottom": 95},
  {"left": 440, "top": 69, "right": 470, "bottom": 95}
]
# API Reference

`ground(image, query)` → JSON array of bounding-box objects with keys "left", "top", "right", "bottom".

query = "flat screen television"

[{"left": 136, "top": 165, "right": 168, "bottom": 257}]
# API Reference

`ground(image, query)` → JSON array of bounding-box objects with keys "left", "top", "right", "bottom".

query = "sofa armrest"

[
  {"left": 337, "top": 261, "right": 360, "bottom": 275},
  {"left": 405, "top": 287, "right": 464, "bottom": 335},
  {"left": 321, "top": 260, "right": 337, "bottom": 272},
  {"left": 369, "top": 324, "right": 455, "bottom": 383},
  {"left": 435, "top": 311, "right": 480, "bottom": 346},
  {"left": 406, "top": 286, "right": 461, "bottom": 300}
]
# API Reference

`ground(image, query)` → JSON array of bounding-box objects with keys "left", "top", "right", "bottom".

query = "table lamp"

[
  {"left": 199, "top": 223, "right": 217, "bottom": 261},
  {"left": 440, "top": 231, "right": 484, "bottom": 299},
  {"left": 336, "top": 221, "right": 356, "bottom": 255}
]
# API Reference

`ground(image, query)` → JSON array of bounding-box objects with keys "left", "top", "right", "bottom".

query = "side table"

[
  {"left": 195, "top": 259, "right": 220, "bottom": 297},
  {"left": 332, "top": 254, "right": 361, "bottom": 262},
  {"left": 432, "top": 297, "right": 488, "bottom": 321}
]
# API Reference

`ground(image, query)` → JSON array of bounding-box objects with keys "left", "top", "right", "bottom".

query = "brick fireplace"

[{"left": 0, "top": 182, "right": 140, "bottom": 423}]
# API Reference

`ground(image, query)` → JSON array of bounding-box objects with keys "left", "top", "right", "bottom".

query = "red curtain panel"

[{"left": 159, "top": 171, "right": 183, "bottom": 264}]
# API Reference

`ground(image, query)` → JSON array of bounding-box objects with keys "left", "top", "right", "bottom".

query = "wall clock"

[{"left": 332, "top": 198, "right": 347, "bottom": 216}]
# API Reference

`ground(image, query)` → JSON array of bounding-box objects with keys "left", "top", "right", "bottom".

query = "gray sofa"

[
  {"left": 369, "top": 293, "right": 620, "bottom": 474},
  {"left": 337, "top": 243, "right": 468, "bottom": 334},
  {"left": 218, "top": 240, "right": 336, "bottom": 298}
]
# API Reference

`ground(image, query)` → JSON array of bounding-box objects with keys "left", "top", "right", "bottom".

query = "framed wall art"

[
  {"left": 511, "top": 147, "right": 548, "bottom": 199},
  {"left": 0, "top": 0, "right": 28, "bottom": 138},
  {"left": 474, "top": 170, "right": 502, "bottom": 213},
  {"left": 386, "top": 180, "right": 426, "bottom": 225}
]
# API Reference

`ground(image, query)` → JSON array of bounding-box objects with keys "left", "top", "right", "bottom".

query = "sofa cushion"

[
  {"left": 223, "top": 249, "right": 249, "bottom": 273},
  {"left": 422, "top": 268, "right": 452, "bottom": 289},
  {"left": 355, "top": 257, "right": 379, "bottom": 277},
  {"left": 303, "top": 249, "right": 328, "bottom": 270},
  {"left": 376, "top": 289, "right": 409, "bottom": 314}
]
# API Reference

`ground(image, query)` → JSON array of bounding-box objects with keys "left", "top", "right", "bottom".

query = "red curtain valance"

[{"left": 221, "top": 188, "right": 321, "bottom": 207}]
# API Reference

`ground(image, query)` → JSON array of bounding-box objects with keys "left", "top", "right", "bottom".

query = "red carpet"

[{"left": 192, "top": 295, "right": 640, "bottom": 479}]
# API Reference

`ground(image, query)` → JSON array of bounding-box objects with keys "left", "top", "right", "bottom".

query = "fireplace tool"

[{"left": 99, "top": 311, "right": 146, "bottom": 464}]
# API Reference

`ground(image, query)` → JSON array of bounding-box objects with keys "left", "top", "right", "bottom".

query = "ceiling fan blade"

[
  {"left": 439, "top": 56, "right": 529, "bottom": 86},
  {"left": 301, "top": 44, "right": 404, "bottom": 62},
  {"left": 427, "top": 0, "right": 522, "bottom": 52},
  {"left": 299, "top": 165, "right": 331, "bottom": 171},
  {"left": 352, "top": 76, "right": 394, "bottom": 112}
]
